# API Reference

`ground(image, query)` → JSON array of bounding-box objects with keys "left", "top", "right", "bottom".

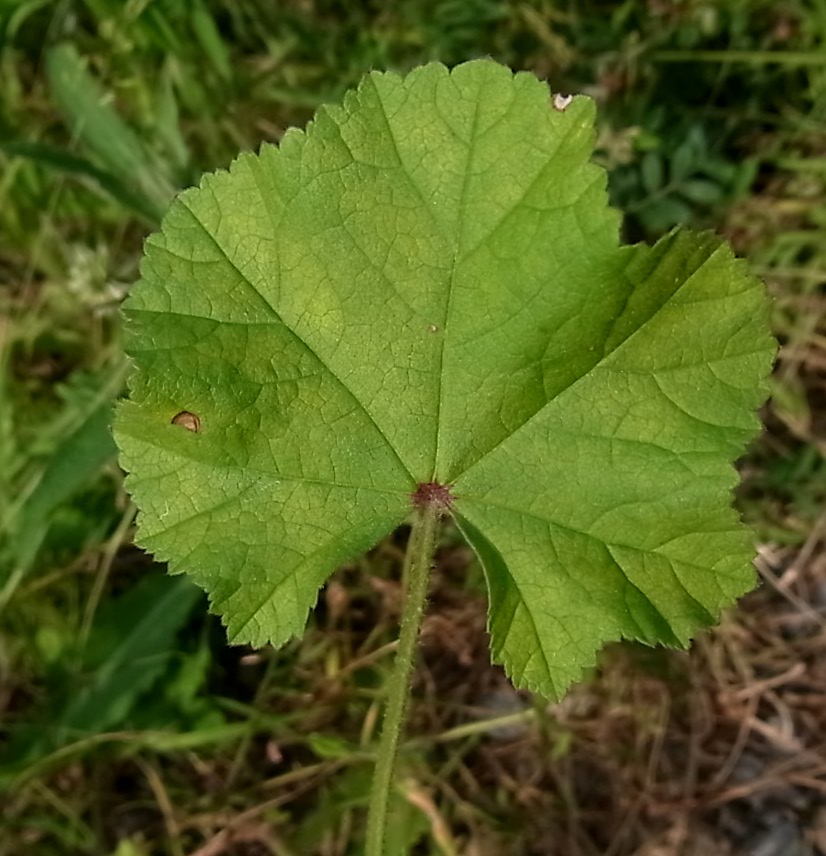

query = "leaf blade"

[
  {"left": 453, "top": 230, "right": 773, "bottom": 694},
  {"left": 115, "top": 60, "right": 774, "bottom": 697}
]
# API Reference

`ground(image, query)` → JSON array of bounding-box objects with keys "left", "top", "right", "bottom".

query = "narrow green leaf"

[
  {"left": 154, "top": 68, "right": 191, "bottom": 177},
  {"left": 680, "top": 178, "right": 724, "bottom": 205},
  {"left": 0, "top": 140, "right": 163, "bottom": 223},
  {"left": 190, "top": 0, "right": 233, "bottom": 82},
  {"left": 59, "top": 575, "right": 201, "bottom": 738},
  {"left": 641, "top": 151, "right": 665, "bottom": 193},
  {"left": 8, "top": 402, "right": 115, "bottom": 572},
  {"left": 46, "top": 42, "right": 176, "bottom": 214},
  {"left": 1, "top": 575, "right": 201, "bottom": 770},
  {"left": 115, "top": 60, "right": 775, "bottom": 698},
  {"left": 639, "top": 196, "right": 694, "bottom": 231},
  {"left": 2, "top": 362, "right": 127, "bottom": 605},
  {"left": 669, "top": 141, "right": 696, "bottom": 182}
]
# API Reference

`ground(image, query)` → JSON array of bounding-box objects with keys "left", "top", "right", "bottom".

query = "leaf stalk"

[{"left": 365, "top": 501, "right": 439, "bottom": 855}]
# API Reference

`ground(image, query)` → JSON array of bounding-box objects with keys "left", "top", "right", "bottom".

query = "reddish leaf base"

[{"left": 412, "top": 481, "right": 455, "bottom": 511}]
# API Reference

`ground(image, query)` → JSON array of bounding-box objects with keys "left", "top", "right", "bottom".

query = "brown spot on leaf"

[{"left": 171, "top": 411, "right": 201, "bottom": 433}]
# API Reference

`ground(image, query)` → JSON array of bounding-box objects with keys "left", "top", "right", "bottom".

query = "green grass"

[{"left": 2, "top": 1, "right": 825, "bottom": 853}]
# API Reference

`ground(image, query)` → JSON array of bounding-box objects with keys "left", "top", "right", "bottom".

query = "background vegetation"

[{"left": 1, "top": 1, "right": 825, "bottom": 854}]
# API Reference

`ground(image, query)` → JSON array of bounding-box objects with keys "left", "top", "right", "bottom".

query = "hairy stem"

[{"left": 365, "top": 502, "right": 439, "bottom": 856}]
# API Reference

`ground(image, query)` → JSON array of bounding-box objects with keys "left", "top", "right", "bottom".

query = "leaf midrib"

[
  {"left": 121, "top": 428, "right": 415, "bottom": 500},
  {"left": 457, "top": 496, "right": 738, "bottom": 611},
  {"left": 448, "top": 241, "right": 732, "bottom": 485},
  {"left": 177, "top": 195, "right": 416, "bottom": 488},
  {"left": 431, "top": 90, "right": 482, "bottom": 480}
]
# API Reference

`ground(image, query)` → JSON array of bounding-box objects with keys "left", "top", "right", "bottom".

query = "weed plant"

[{"left": 1, "top": 2, "right": 825, "bottom": 854}]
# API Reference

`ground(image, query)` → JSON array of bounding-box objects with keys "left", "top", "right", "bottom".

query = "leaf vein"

[{"left": 177, "top": 196, "right": 415, "bottom": 485}]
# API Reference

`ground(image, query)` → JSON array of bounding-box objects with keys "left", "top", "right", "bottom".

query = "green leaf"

[
  {"left": 1, "top": 362, "right": 127, "bottom": 608},
  {"left": 115, "top": 60, "right": 775, "bottom": 698},
  {"left": 190, "top": 0, "right": 233, "bottom": 83},
  {"left": 1, "top": 575, "right": 201, "bottom": 774},
  {"left": 640, "top": 151, "right": 665, "bottom": 194},
  {"left": 680, "top": 178, "right": 724, "bottom": 205},
  {"left": 8, "top": 402, "right": 114, "bottom": 570},
  {"left": 55, "top": 575, "right": 201, "bottom": 737},
  {"left": 0, "top": 141, "right": 163, "bottom": 223},
  {"left": 46, "top": 43, "right": 175, "bottom": 218},
  {"left": 639, "top": 196, "right": 694, "bottom": 232},
  {"left": 669, "top": 141, "right": 696, "bottom": 182}
]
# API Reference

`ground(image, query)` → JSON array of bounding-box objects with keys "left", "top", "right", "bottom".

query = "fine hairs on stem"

[{"left": 365, "top": 502, "right": 440, "bottom": 855}]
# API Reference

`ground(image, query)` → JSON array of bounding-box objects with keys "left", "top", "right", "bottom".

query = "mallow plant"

[{"left": 114, "top": 60, "right": 774, "bottom": 854}]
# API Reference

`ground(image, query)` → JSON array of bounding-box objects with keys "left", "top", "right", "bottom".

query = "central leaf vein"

[
  {"left": 453, "top": 244, "right": 730, "bottom": 483},
  {"left": 432, "top": 92, "right": 483, "bottom": 479},
  {"left": 178, "top": 197, "right": 415, "bottom": 487}
]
